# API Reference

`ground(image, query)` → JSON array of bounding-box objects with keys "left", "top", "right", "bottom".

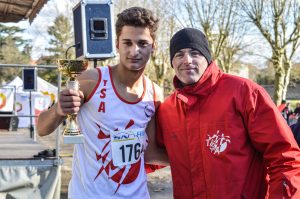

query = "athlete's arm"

[
  {"left": 37, "top": 68, "right": 99, "bottom": 136},
  {"left": 144, "top": 83, "right": 169, "bottom": 165}
]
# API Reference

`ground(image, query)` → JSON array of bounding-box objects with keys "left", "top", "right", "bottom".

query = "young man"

[
  {"left": 156, "top": 28, "right": 300, "bottom": 198},
  {"left": 37, "top": 7, "right": 166, "bottom": 199}
]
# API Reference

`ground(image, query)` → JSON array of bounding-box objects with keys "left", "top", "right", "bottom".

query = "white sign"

[
  {"left": 111, "top": 128, "right": 146, "bottom": 167},
  {"left": 16, "top": 93, "right": 50, "bottom": 127},
  {"left": 0, "top": 87, "right": 15, "bottom": 112}
]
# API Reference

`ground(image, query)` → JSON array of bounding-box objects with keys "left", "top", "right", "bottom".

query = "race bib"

[{"left": 111, "top": 128, "right": 146, "bottom": 167}]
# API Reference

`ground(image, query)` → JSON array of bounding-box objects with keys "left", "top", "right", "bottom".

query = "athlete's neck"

[
  {"left": 111, "top": 64, "right": 145, "bottom": 99},
  {"left": 112, "top": 64, "right": 144, "bottom": 89}
]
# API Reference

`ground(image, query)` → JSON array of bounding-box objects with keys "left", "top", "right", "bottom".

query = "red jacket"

[{"left": 156, "top": 62, "right": 300, "bottom": 199}]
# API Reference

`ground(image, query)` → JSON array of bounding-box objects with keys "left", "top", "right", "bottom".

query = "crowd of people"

[
  {"left": 279, "top": 101, "right": 300, "bottom": 147},
  {"left": 278, "top": 101, "right": 300, "bottom": 125}
]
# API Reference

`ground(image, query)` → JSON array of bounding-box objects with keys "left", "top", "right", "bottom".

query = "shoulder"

[
  {"left": 220, "top": 73, "right": 265, "bottom": 93},
  {"left": 217, "top": 74, "right": 274, "bottom": 110},
  {"left": 78, "top": 67, "right": 101, "bottom": 82},
  {"left": 221, "top": 73, "right": 255, "bottom": 86},
  {"left": 78, "top": 68, "right": 101, "bottom": 100},
  {"left": 144, "top": 77, "right": 164, "bottom": 109},
  {"left": 152, "top": 81, "right": 164, "bottom": 102},
  {"left": 158, "top": 91, "right": 176, "bottom": 109}
]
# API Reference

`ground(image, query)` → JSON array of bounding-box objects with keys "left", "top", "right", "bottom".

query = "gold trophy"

[{"left": 57, "top": 59, "right": 89, "bottom": 144}]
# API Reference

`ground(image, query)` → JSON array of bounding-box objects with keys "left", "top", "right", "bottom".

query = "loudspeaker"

[
  {"left": 73, "top": 0, "right": 116, "bottom": 59},
  {"left": 23, "top": 68, "right": 37, "bottom": 91}
]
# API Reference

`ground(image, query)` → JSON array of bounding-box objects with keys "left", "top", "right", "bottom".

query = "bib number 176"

[{"left": 119, "top": 143, "right": 142, "bottom": 163}]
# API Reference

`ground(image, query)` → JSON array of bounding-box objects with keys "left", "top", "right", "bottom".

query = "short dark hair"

[{"left": 115, "top": 7, "right": 159, "bottom": 40}]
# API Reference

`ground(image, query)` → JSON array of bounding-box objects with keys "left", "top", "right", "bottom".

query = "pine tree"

[
  {"left": 38, "top": 14, "right": 74, "bottom": 84},
  {"left": 46, "top": 14, "right": 74, "bottom": 60},
  {"left": 0, "top": 24, "right": 32, "bottom": 84}
]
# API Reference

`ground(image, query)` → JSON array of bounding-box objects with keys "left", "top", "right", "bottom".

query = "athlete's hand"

[{"left": 56, "top": 89, "right": 84, "bottom": 116}]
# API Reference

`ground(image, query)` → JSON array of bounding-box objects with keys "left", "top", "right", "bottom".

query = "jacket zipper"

[{"left": 283, "top": 181, "right": 292, "bottom": 198}]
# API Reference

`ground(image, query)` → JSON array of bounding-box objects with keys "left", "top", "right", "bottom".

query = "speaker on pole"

[
  {"left": 73, "top": 0, "right": 116, "bottom": 59},
  {"left": 22, "top": 68, "right": 37, "bottom": 91},
  {"left": 22, "top": 68, "right": 36, "bottom": 138}
]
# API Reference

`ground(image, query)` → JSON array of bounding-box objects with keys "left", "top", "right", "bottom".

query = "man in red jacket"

[{"left": 156, "top": 28, "right": 300, "bottom": 198}]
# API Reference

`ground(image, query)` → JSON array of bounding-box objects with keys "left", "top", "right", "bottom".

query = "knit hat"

[{"left": 169, "top": 28, "right": 211, "bottom": 67}]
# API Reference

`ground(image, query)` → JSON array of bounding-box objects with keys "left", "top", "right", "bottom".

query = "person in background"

[
  {"left": 294, "top": 103, "right": 300, "bottom": 116},
  {"left": 278, "top": 100, "right": 294, "bottom": 124},
  {"left": 283, "top": 102, "right": 293, "bottom": 124},
  {"left": 291, "top": 117, "right": 300, "bottom": 147},
  {"left": 155, "top": 27, "right": 300, "bottom": 198},
  {"left": 278, "top": 99, "right": 287, "bottom": 112}
]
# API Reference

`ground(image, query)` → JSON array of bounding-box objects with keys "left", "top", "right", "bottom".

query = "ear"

[
  {"left": 116, "top": 39, "right": 119, "bottom": 52},
  {"left": 151, "top": 42, "right": 157, "bottom": 54}
]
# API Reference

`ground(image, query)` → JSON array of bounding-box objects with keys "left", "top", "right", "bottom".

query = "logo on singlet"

[
  {"left": 206, "top": 130, "right": 231, "bottom": 155},
  {"left": 144, "top": 104, "right": 154, "bottom": 118}
]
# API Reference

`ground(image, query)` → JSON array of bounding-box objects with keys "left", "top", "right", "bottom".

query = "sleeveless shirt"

[{"left": 68, "top": 66, "right": 156, "bottom": 199}]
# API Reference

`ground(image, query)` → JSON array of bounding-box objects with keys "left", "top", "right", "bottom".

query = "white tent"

[
  {"left": 7, "top": 76, "right": 58, "bottom": 98},
  {"left": 5, "top": 76, "right": 58, "bottom": 128}
]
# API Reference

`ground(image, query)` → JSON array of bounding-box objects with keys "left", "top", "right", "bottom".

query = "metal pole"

[
  {"left": 0, "top": 63, "right": 61, "bottom": 166},
  {"left": 94, "top": 59, "right": 97, "bottom": 68},
  {"left": 29, "top": 91, "right": 35, "bottom": 140},
  {"left": 55, "top": 71, "right": 62, "bottom": 160}
]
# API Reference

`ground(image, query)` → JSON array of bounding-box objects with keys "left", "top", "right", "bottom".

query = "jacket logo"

[{"left": 206, "top": 130, "right": 231, "bottom": 155}]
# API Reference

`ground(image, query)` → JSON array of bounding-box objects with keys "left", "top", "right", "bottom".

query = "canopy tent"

[
  {"left": 2, "top": 76, "right": 58, "bottom": 128},
  {"left": 0, "top": 0, "right": 48, "bottom": 23},
  {"left": 7, "top": 76, "right": 57, "bottom": 98}
]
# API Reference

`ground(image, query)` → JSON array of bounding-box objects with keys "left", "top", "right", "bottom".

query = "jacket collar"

[{"left": 173, "top": 61, "right": 223, "bottom": 103}]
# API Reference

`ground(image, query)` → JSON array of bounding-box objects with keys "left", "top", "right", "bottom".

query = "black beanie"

[{"left": 170, "top": 28, "right": 211, "bottom": 67}]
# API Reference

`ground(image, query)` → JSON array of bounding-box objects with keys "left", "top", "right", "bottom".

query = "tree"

[
  {"left": 172, "top": 0, "right": 246, "bottom": 73},
  {"left": 37, "top": 14, "right": 74, "bottom": 84},
  {"left": 46, "top": 14, "right": 74, "bottom": 59},
  {"left": 149, "top": 0, "right": 177, "bottom": 94},
  {"left": 241, "top": 0, "right": 300, "bottom": 105},
  {"left": 0, "top": 24, "right": 32, "bottom": 84},
  {"left": 256, "top": 62, "right": 275, "bottom": 85},
  {"left": 289, "top": 63, "right": 300, "bottom": 84}
]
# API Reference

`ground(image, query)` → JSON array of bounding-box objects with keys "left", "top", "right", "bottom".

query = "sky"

[
  {"left": 9, "top": 0, "right": 79, "bottom": 60},
  {"left": 9, "top": 0, "right": 271, "bottom": 67},
  {"left": 4, "top": 0, "right": 299, "bottom": 68}
]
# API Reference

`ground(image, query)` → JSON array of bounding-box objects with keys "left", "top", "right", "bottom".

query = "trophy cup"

[{"left": 57, "top": 59, "right": 89, "bottom": 144}]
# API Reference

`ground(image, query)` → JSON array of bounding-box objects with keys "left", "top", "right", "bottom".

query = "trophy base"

[{"left": 63, "top": 134, "right": 84, "bottom": 144}]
